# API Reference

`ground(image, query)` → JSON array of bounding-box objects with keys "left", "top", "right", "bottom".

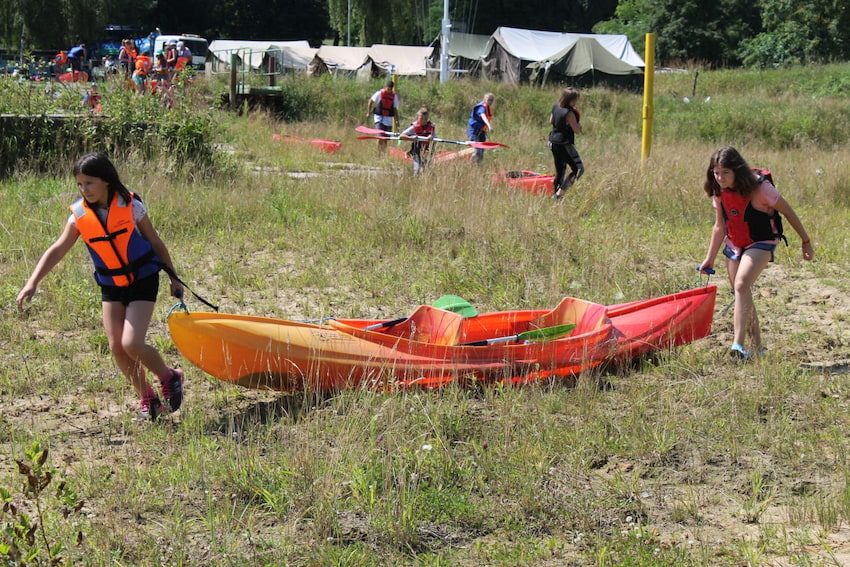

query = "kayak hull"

[
  {"left": 168, "top": 286, "right": 716, "bottom": 392},
  {"left": 492, "top": 170, "right": 556, "bottom": 195}
]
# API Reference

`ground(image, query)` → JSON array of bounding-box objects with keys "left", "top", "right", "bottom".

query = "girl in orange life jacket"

[
  {"left": 132, "top": 51, "right": 152, "bottom": 94},
  {"left": 697, "top": 147, "right": 814, "bottom": 361},
  {"left": 16, "top": 153, "right": 185, "bottom": 422},
  {"left": 399, "top": 108, "right": 436, "bottom": 176}
]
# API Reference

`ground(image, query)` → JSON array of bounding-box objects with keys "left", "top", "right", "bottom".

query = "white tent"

[
  {"left": 265, "top": 45, "right": 318, "bottom": 71},
  {"left": 367, "top": 44, "right": 434, "bottom": 76},
  {"left": 309, "top": 45, "right": 372, "bottom": 77},
  {"left": 208, "top": 40, "right": 312, "bottom": 69},
  {"left": 482, "top": 27, "right": 644, "bottom": 84}
]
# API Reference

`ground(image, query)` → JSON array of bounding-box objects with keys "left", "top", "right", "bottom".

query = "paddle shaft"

[{"left": 460, "top": 324, "right": 575, "bottom": 347}]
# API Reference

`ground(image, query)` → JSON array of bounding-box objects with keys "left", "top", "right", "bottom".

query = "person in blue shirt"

[
  {"left": 66, "top": 43, "right": 87, "bottom": 73},
  {"left": 467, "top": 93, "right": 495, "bottom": 164}
]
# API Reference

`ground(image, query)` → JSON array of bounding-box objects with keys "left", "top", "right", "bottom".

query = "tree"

[{"left": 739, "top": 0, "right": 850, "bottom": 66}]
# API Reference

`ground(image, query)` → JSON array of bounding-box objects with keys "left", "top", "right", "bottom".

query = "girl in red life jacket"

[
  {"left": 399, "top": 107, "right": 436, "bottom": 175},
  {"left": 16, "top": 153, "right": 185, "bottom": 422},
  {"left": 697, "top": 147, "right": 814, "bottom": 361}
]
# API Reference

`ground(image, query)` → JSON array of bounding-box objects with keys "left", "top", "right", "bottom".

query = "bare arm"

[
  {"left": 699, "top": 203, "right": 727, "bottom": 273},
  {"left": 16, "top": 222, "right": 80, "bottom": 309},
  {"left": 136, "top": 214, "right": 184, "bottom": 298},
  {"left": 773, "top": 196, "right": 814, "bottom": 261},
  {"left": 567, "top": 111, "right": 581, "bottom": 134}
]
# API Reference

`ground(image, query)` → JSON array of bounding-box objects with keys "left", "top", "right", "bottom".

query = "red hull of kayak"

[
  {"left": 492, "top": 170, "right": 556, "bottom": 195},
  {"left": 272, "top": 134, "right": 341, "bottom": 153}
]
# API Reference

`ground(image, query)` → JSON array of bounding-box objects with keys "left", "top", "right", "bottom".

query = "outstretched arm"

[
  {"left": 773, "top": 196, "right": 814, "bottom": 261},
  {"left": 699, "top": 203, "right": 726, "bottom": 273},
  {"left": 17, "top": 222, "right": 80, "bottom": 309}
]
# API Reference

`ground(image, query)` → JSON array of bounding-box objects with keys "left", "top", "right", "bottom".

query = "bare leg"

[
  {"left": 728, "top": 248, "right": 771, "bottom": 350},
  {"left": 103, "top": 301, "right": 171, "bottom": 397}
]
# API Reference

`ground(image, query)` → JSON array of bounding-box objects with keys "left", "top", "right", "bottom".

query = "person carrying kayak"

[{"left": 399, "top": 107, "right": 436, "bottom": 175}]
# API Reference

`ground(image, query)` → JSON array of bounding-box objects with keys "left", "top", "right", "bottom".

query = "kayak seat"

[
  {"left": 385, "top": 305, "right": 464, "bottom": 346},
  {"left": 529, "top": 297, "right": 609, "bottom": 335}
]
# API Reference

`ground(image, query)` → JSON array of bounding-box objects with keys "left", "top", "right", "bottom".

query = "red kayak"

[
  {"left": 57, "top": 70, "right": 89, "bottom": 83},
  {"left": 492, "top": 170, "right": 556, "bottom": 195},
  {"left": 168, "top": 286, "right": 716, "bottom": 391},
  {"left": 272, "top": 134, "right": 342, "bottom": 153}
]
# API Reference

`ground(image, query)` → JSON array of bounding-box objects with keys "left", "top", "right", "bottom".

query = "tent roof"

[
  {"left": 367, "top": 44, "right": 434, "bottom": 76},
  {"left": 314, "top": 45, "right": 371, "bottom": 71},
  {"left": 527, "top": 37, "right": 643, "bottom": 76},
  {"left": 445, "top": 32, "right": 490, "bottom": 59},
  {"left": 208, "top": 40, "right": 311, "bottom": 68},
  {"left": 266, "top": 45, "right": 318, "bottom": 70},
  {"left": 491, "top": 27, "right": 644, "bottom": 68}
]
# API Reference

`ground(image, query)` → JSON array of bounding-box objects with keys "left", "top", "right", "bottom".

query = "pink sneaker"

[
  {"left": 138, "top": 395, "right": 162, "bottom": 422},
  {"left": 160, "top": 368, "right": 184, "bottom": 412}
]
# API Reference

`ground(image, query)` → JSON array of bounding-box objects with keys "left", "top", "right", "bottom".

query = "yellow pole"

[
  {"left": 392, "top": 72, "right": 399, "bottom": 134},
  {"left": 640, "top": 33, "right": 656, "bottom": 169}
]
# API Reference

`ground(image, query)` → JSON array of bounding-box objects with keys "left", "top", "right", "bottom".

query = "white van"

[{"left": 152, "top": 34, "right": 208, "bottom": 68}]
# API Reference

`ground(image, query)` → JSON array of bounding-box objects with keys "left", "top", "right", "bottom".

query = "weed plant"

[{"left": 0, "top": 66, "right": 849, "bottom": 565}]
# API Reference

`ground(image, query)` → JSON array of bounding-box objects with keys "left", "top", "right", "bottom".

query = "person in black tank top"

[{"left": 548, "top": 87, "right": 584, "bottom": 200}]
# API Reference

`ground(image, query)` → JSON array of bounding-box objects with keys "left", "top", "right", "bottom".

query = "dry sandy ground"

[{"left": 2, "top": 260, "right": 849, "bottom": 564}]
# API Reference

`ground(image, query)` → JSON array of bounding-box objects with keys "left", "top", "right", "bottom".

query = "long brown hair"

[
  {"left": 73, "top": 153, "right": 133, "bottom": 205},
  {"left": 703, "top": 146, "right": 760, "bottom": 197},
  {"left": 558, "top": 87, "right": 580, "bottom": 108}
]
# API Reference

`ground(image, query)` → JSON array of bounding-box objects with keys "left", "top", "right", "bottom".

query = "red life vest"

[
  {"left": 54, "top": 51, "right": 68, "bottom": 66},
  {"left": 71, "top": 193, "right": 160, "bottom": 287},
  {"left": 719, "top": 183, "right": 780, "bottom": 249},
  {"left": 409, "top": 121, "right": 435, "bottom": 152},
  {"left": 377, "top": 88, "right": 396, "bottom": 117}
]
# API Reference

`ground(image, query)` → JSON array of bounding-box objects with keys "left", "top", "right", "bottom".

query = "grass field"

[{"left": 1, "top": 66, "right": 849, "bottom": 565}]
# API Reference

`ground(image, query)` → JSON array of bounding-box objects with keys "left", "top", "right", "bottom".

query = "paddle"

[
  {"left": 356, "top": 135, "right": 507, "bottom": 150},
  {"left": 363, "top": 295, "right": 479, "bottom": 331},
  {"left": 459, "top": 324, "right": 576, "bottom": 347},
  {"left": 356, "top": 125, "right": 400, "bottom": 136}
]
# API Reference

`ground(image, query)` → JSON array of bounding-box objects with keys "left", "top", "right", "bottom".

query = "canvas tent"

[
  {"left": 481, "top": 27, "right": 644, "bottom": 84},
  {"left": 367, "top": 44, "right": 434, "bottom": 76},
  {"left": 208, "top": 40, "right": 312, "bottom": 70},
  {"left": 309, "top": 45, "right": 372, "bottom": 78},
  {"left": 527, "top": 37, "right": 643, "bottom": 87},
  {"left": 430, "top": 31, "right": 490, "bottom": 76},
  {"left": 264, "top": 45, "right": 318, "bottom": 71}
]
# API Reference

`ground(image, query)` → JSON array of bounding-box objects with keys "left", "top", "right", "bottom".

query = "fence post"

[{"left": 229, "top": 53, "right": 238, "bottom": 110}]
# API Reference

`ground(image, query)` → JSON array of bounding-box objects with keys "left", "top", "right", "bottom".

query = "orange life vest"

[
  {"left": 54, "top": 51, "right": 68, "bottom": 66},
  {"left": 71, "top": 193, "right": 161, "bottom": 287},
  {"left": 134, "top": 55, "right": 151, "bottom": 76}
]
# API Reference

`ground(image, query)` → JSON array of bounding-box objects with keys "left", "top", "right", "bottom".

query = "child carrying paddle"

[
  {"left": 697, "top": 147, "right": 814, "bottom": 361},
  {"left": 16, "top": 153, "right": 185, "bottom": 421},
  {"left": 399, "top": 107, "right": 436, "bottom": 175}
]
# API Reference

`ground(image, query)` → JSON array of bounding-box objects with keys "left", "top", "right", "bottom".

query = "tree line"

[{"left": 2, "top": 0, "right": 848, "bottom": 67}]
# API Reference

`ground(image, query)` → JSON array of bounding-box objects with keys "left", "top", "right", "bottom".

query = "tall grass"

[{"left": 1, "top": 65, "right": 849, "bottom": 565}]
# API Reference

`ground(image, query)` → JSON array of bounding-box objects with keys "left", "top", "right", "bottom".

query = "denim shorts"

[
  {"left": 100, "top": 274, "right": 159, "bottom": 305},
  {"left": 723, "top": 242, "right": 776, "bottom": 262}
]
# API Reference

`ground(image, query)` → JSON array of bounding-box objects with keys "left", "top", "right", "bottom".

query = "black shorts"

[{"left": 100, "top": 274, "right": 160, "bottom": 305}]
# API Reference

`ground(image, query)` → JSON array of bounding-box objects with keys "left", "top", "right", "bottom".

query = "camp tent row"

[
  {"left": 208, "top": 26, "right": 644, "bottom": 85},
  {"left": 208, "top": 40, "right": 435, "bottom": 78}
]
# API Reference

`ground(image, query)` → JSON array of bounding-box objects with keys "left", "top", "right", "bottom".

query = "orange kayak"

[
  {"left": 168, "top": 286, "right": 716, "bottom": 392},
  {"left": 492, "top": 170, "right": 556, "bottom": 195},
  {"left": 388, "top": 146, "right": 475, "bottom": 164}
]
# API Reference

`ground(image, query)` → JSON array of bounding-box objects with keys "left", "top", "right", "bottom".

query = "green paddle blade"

[
  {"left": 432, "top": 295, "right": 478, "bottom": 318},
  {"left": 460, "top": 323, "right": 576, "bottom": 346},
  {"left": 520, "top": 323, "right": 575, "bottom": 342}
]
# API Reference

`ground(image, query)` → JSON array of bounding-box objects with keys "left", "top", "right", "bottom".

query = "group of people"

[
  {"left": 118, "top": 38, "right": 192, "bottom": 94},
  {"left": 366, "top": 82, "right": 584, "bottom": 194}
]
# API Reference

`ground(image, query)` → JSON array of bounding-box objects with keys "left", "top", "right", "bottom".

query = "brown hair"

[
  {"left": 558, "top": 87, "right": 580, "bottom": 108},
  {"left": 73, "top": 153, "right": 133, "bottom": 205},
  {"left": 703, "top": 146, "right": 760, "bottom": 197}
]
